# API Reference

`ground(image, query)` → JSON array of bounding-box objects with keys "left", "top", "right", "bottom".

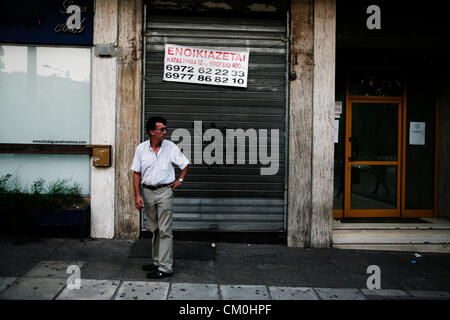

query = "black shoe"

[
  {"left": 142, "top": 264, "right": 158, "bottom": 272},
  {"left": 147, "top": 270, "right": 173, "bottom": 279}
]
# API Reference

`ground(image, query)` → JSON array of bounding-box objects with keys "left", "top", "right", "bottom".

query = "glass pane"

[
  {"left": 349, "top": 71, "right": 403, "bottom": 97},
  {"left": 405, "top": 69, "right": 435, "bottom": 209},
  {"left": 351, "top": 103, "right": 398, "bottom": 161},
  {"left": 0, "top": 154, "right": 90, "bottom": 195},
  {"left": 0, "top": 45, "right": 91, "bottom": 144},
  {"left": 351, "top": 165, "right": 397, "bottom": 209}
]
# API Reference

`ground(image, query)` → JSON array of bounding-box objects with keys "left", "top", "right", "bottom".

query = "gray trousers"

[{"left": 142, "top": 186, "right": 174, "bottom": 273}]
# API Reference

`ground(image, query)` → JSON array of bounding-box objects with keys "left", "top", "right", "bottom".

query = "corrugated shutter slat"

[{"left": 144, "top": 13, "right": 287, "bottom": 231}]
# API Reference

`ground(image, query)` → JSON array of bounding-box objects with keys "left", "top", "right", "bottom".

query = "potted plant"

[{"left": 0, "top": 174, "right": 90, "bottom": 243}]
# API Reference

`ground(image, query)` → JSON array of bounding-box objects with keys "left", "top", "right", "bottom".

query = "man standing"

[{"left": 131, "top": 116, "right": 190, "bottom": 279}]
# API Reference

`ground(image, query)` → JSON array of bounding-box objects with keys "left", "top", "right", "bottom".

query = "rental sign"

[{"left": 163, "top": 44, "right": 249, "bottom": 88}]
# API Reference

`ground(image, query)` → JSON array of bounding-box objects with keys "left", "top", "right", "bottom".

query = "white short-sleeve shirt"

[{"left": 131, "top": 139, "right": 190, "bottom": 186}]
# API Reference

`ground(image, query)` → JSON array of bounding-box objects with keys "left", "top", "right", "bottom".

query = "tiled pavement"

[
  {"left": 1, "top": 273, "right": 449, "bottom": 300},
  {"left": 0, "top": 237, "right": 449, "bottom": 300}
]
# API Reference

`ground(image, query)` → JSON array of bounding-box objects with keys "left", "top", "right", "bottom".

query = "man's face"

[{"left": 150, "top": 122, "right": 167, "bottom": 143}]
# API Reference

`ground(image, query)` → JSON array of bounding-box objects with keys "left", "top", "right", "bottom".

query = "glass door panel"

[
  {"left": 350, "top": 103, "right": 398, "bottom": 161},
  {"left": 346, "top": 101, "right": 401, "bottom": 217},
  {"left": 350, "top": 165, "right": 397, "bottom": 209}
]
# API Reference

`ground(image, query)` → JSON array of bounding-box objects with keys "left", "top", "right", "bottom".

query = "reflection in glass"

[
  {"left": 351, "top": 103, "right": 398, "bottom": 161},
  {"left": 0, "top": 45, "right": 91, "bottom": 144},
  {"left": 349, "top": 73, "right": 403, "bottom": 97},
  {"left": 351, "top": 165, "right": 397, "bottom": 209},
  {"left": 0, "top": 45, "right": 91, "bottom": 195},
  {"left": 0, "top": 154, "right": 90, "bottom": 194}
]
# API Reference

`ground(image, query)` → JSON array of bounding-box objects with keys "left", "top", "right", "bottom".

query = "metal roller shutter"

[{"left": 143, "top": 12, "right": 288, "bottom": 231}]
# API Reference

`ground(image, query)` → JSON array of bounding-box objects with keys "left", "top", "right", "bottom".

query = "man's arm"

[
  {"left": 133, "top": 171, "right": 144, "bottom": 210},
  {"left": 169, "top": 164, "right": 190, "bottom": 190}
]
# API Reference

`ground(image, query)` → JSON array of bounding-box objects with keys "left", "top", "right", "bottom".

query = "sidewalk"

[{"left": 0, "top": 236, "right": 449, "bottom": 300}]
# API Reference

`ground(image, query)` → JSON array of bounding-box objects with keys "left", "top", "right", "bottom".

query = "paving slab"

[
  {"left": 392, "top": 274, "right": 443, "bottom": 292},
  {"left": 93, "top": 240, "right": 135, "bottom": 259},
  {"left": 361, "top": 289, "right": 410, "bottom": 297},
  {"left": 422, "top": 275, "right": 450, "bottom": 291},
  {"left": 171, "top": 259, "right": 217, "bottom": 284},
  {"left": 60, "top": 238, "right": 105, "bottom": 249},
  {"left": 51, "top": 239, "right": 104, "bottom": 258},
  {"left": 341, "top": 270, "right": 403, "bottom": 290},
  {"left": 0, "top": 238, "right": 66, "bottom": 255},
  {"left": 168, "top": 283, "right": 219, "bottom": 300},
  {"left": 314, "top": 288, "right": 367, "bottom": 300},
  {"left": 114, "top": 281, "right": 169, "bottom": 300},
  {"left": 25, "top": 260, "right": 85, "bottom": 278},
  {"left": 220, "top": 285, "right": 270, "bottom": 300},
  {"left": 0, "top": 258, "right": 41, "bottom": 277},
  {"left": 56, "top": 279, "right": 120, "bottom": 300},
  {"left": 0, "top": 277, "right": 17, "bottom": 294},
  {"left": 80, "top": 261, "right": 126, "bottom": 280},
  {"left": 407, "top": 290, "right": 450, "bottom": 299},
  {"left": 299, "top": 263, "right": 356, "bottom": 288},
  {"left": 0, "top": 245, "right": 57, "bottom": 260},
  {"left": 0, "top": 277, "right": 66, "bottom": 300},
  {"left": 269, "top": 286, "right": 319, "bottom": 300},
  {"left": 217, "top": 261, "right": 309, "bottom": 287},
  {"left": 117, "top": 258, "right": 152, "bottom": 281}
]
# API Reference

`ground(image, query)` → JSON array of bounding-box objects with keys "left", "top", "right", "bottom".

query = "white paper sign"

[
  {"left": 335, "top": 119, "right": 339, "bottom": 143},
  {"left": 335, "top": 101, "right": 343, "bottom": 118},
  {"left": 163, "top": 44, "right": 249, "bottom": 88},
  {"left": 409, "top": 122, "right": 426, "bottom": 145}
]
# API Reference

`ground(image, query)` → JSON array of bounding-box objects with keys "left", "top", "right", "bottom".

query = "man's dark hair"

[{"left": 146, "top": 116, "right": 167, "bottom": 135}]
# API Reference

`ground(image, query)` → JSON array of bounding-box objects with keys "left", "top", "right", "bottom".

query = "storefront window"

[
  {"left": 0, "top": 45, "right": 90, "bottom": 143},
  {"left": 0, "top": 45, "right": 91, "bottom": 194},
  {"left": 0, "top": 154, "right": 90, "bottom": 195}
]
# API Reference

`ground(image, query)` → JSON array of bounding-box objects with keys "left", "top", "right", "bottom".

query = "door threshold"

[
  {"left": 333, "top": 218, "right": 450, "bottom": 230},
  {"left": 336, "top": 217, "right": 429, "bottom": 224}
]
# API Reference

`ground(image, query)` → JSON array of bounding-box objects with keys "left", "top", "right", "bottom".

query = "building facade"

[{"left": 1, "top": 0, "right": 448, "bottom": 248}]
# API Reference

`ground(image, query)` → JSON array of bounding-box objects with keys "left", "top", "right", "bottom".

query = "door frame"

[
  {"left": 333, "top": 78, "right": 440, "bottom": 219},
  {"left": 344, "top": 97, "right": 403, "bottom": 218}
]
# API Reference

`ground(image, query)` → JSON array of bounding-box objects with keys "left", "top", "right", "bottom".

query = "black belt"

[{"left": 142, "top": 184, "right": 170, "bottom": 190}]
